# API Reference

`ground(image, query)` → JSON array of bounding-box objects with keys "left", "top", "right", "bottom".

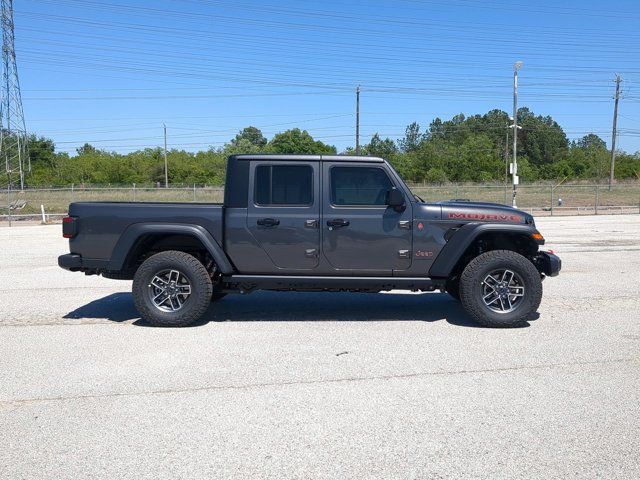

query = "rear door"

[
  {"left": 321, "top": 162, "right": 413, "bottom": 275},
  {"left": 246, "top": 161, "right": 320, "bottom": 271}
]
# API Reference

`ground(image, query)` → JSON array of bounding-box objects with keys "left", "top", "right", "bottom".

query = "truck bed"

[{"left": 67, "top": 202, "right": 224, "bottom": 262}]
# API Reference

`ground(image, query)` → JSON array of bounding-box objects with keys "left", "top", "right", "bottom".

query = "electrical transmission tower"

[{"left": 1, "top": 0, "right": 29, "bottom": 191}]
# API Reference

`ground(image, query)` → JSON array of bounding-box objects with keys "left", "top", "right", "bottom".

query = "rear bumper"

[
  {"left": 58, "top": 253, "right": 82, "bottom": 271},
  {"left": 534, "top": 251, "right": 561, "bottom": 277}
]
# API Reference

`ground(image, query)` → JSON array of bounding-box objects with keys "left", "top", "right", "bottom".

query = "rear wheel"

[
  {"left": 132, "top": 250, "right": 212, "bottom": 327},
  {"left": 459, "top": 250, "right": 542, "bottom": 328}
]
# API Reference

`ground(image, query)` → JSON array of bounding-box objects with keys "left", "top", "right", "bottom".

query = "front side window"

[
  {"left": 331, "top": 166, "right": 393, "bottom": 206},
  {"left": 255, "top": 164, "right": 313, "bottom": 206}
]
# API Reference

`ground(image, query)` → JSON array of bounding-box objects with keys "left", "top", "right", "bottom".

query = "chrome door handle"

[{"left": 305, "top": 219, "right": 319, "bottom": 228}]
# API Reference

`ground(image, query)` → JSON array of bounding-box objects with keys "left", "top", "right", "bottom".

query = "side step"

[{"left": 222, "top": 275, "right": 436, "bottom": 292}]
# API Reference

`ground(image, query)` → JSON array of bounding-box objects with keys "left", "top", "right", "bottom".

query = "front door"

[
  {"left": 247, "top": 161, "right": 320, "bottom": 271},
  {"left": 321, "top": 163, "right": 413, "bottom": 275}
]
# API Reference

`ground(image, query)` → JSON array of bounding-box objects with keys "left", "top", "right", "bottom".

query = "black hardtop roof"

[{"left": 229, "top": 154, "right": 384, "bottom": 163}]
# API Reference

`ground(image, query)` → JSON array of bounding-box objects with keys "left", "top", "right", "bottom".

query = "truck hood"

[{"left": 435, "top": 200, "right": 534, "bottom": 225}]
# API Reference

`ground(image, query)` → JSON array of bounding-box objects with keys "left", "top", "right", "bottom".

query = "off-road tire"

[
  {"left": 445, "top": 276, "right": 460, "bottom": 301},
  {"left": 459, "top": 250, "right": 542, "bottom": 328},
  {"left": 132, "top": 250, "right": 212, "bottom": 327}
]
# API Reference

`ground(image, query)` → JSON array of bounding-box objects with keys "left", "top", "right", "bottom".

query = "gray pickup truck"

[{"left": 59, "top": 154, "right": 560, "bottom": 328}]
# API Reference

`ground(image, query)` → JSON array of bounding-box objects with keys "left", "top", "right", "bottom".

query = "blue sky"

[{"left": 13, "top": 0, "right": 640, "bottom": 155}]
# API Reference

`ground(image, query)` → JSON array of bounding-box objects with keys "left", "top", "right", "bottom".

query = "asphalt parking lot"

[{"left": 1, "top": 215, "right": 639, "bottom": 479}]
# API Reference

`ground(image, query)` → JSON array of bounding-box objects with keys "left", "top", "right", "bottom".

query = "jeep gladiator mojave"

[{"left": 59, "top": 154, "right": 561, "bottom": 328}]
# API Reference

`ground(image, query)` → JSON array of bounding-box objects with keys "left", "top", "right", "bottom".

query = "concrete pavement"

[{"left": 1, "top": 216, "right": 639, "bottom": 479}]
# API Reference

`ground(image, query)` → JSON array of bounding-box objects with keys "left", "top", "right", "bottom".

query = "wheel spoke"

[
  {"left": 498, "top": 296, "right": 507, "bottom": 311},
  {"left": 171, "top": 295, "right": 182, "bottom": 311},
  {"left": 483, "top": 291, "right": 499, "bottom": 305},
  {"left": 483, "top": 283, "right": 497, "bottom": 294},
  {"left": 484, "top": 275, "right": 500, "bottom": 288},
  {"left": 489, "top": 297, "right": 501, "bottom": 307},
  {"left": 508, "top": 286, "right": 524, "bottom": 297},
  {"left": 152, "top": 290, "right": 167, "bottom": 303}
]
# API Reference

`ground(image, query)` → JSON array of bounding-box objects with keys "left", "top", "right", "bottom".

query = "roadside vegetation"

[{"left": 24, "top": 108, "right": 640, "bottom": 187}]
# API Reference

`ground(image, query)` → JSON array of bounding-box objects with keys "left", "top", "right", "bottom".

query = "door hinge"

[
  {"left": 398, "top": 249, "right": 411, "bottom": 259},
  {"left": 305, "top": 248, "right": 318, "bottom": 258},
  {"left": 398, "top": 220, "right": 412, "bottom": 230}
]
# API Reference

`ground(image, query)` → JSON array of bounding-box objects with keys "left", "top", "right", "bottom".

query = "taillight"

[{"left": 62, "top": 216, "right": 78, "bottom": 238}]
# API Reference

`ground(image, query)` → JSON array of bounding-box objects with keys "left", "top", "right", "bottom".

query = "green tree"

[
  {"left": 230, "top": 126, "right": 267, "bottom": 148},
  {"left": 576, "top": 133, "right": 606, "bottom": 150},
  {"left": 27, "top": 135, "right": 62, "bottom": 185},
  {"left": 398, "top": 122, "right": 423, "bottom": 153},
  {"left": 267, "top": 129, "right": 336, "bottom": 155},
  {"left": 615, "top": 152, "right": 640, "bottom": 179},
  {"left": 518, "top": 108, "right": 569, "bottom": 170},
  {"left": 76, "top": 143, "right": 98, "bottom": 156},
  {"left": 363, "top": 133, "right": 398, "bottom": 158}
]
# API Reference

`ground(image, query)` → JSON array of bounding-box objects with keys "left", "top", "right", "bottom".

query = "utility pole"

[
  {"left": 163, "top": 123, "right": 168, "bottom": 188},
  {"left": 609, "top": 74, "right": 621, "bottom": 190},
  {"left": 504, "top": 122, "right": 509, "bottom": 205},
  {"left": 511, "top": 61, "right": 523, "bottom": 208},
  {"left": 504, "top": 122, "right": 509, "bottom": 185},
  {"left": 355, "top": 85, "right": 360, "bottom": 154}
]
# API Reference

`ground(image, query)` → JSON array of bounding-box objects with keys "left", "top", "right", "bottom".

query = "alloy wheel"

[
  {"left": 147, "top": 269, "right": 192, "bottom": 312},
  {"left": 481, "top": 269, "right": 525, "bottom": 313}
]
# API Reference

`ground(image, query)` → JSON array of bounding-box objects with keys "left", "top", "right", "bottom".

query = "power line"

[
  {"left": 16, "top": 8, "right": 640, "bottom": 57},
  {"left": 31, "top": 0, "right": 640, "bottom": 37}
]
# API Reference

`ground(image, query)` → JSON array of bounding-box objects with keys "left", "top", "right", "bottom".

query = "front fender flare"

[
  {"left": 107, "top": 223, "right": 234, "bottom": 274},
  {"left": 428, "top": 223, "right": 539, "bottom": 278}
]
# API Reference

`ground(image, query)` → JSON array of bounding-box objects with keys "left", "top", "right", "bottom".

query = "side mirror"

[{"left": 386, "top": 187, "right": 406, "bottom": 212}]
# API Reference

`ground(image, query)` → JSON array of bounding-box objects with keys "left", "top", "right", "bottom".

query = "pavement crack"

[{"left": 2, "top": 356, "right": 638, "bottom": 407}]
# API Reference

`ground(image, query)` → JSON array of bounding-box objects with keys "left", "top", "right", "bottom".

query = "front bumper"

[
  {"left": 58, "top": 253, "right": 82, "bottom": 271},
  {"left": 533, "top": 251, "right": 561, "bottom": 277}
]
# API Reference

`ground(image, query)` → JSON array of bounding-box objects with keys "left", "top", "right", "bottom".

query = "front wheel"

[
  {"left": 459, "top": 250, "right": 542, "bottom": 328},
  {"left": 132, "top": 250, "right": 212, "bottom": 327}
]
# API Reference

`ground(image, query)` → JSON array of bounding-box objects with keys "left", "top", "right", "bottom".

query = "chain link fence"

[
  {"left": 2, "top": 183, "right": 639, "bottom": 222},
  {"left": 410, "top": 183, "right": 640, "bottom": 216}
]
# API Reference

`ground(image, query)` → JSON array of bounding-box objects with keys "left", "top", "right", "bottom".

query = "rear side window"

[
  {"left": 255, "top": 165, "right": 313, "bottom": 206},
  {"left": 331, "top": 166, "right": 393, "bottom": 206}
]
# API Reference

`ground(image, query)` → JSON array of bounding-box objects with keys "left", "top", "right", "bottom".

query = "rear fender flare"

[
  {"left": 107, "top": 223, "right": 234, "bottom": 274},
  {"left": 428, "top": 223, "right": 539, "bottom": 278}
]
